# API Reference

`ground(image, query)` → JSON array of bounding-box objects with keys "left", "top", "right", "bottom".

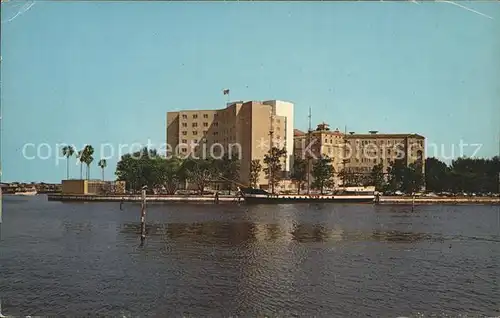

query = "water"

[{"left": 1, "top": 195, "right": 499, "bottom": 317}]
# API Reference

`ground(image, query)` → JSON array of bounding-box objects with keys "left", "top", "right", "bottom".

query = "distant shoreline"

[
  {"left": 379, "top": 196, "right": 500, "bottom": 205},
  {"left": 43, "top": 194, "right": 500, "bottom": 205}
]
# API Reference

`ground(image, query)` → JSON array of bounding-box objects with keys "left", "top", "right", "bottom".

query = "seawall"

[
  {"left": 379, "top": 196, "right": 500, "bottom": 205},
  {"left": 46, "top": 194, "right": 500, "bottom": 205},
  {"left": 47, "top": 194, "right": 242, "bottom": 203}
]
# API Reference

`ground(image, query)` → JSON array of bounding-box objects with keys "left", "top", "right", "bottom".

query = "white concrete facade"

[{"left": 263, "top": 100, "right": 294, "bottom": 173}]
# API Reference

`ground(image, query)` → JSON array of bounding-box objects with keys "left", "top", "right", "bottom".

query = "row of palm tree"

[{"left": 61, "top": 145, "right": 107, "bottom": 181}]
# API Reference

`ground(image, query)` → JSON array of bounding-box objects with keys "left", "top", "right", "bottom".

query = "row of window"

[
  {"left": 181, "top": 121, "right": 282, "bottom": 132},
  {"left": 181, "top": 114, "right": 211, "bottom": 119},
  {"left": 350, "top": 139, "right": 424, "bottom": 147},
  {"left": 182, "top": 131, "right": 203, "bottom": 136},
  {"left": 304, "top": 138, "right": 424, "bottom": 148},
  {"left": 180, "top": 127, "right": 242, "bottom": 137},
  {"left": 305, "top": 153, "right": 419, "bottom": 164},
  {"left": 318, "top": 145, "right": 405, "bottom": 153},
  {"left": 180, "top": 134, "right": 240, "bottom": 142},
  {"left": 346, "top": 167, "right": 373, "bottom": 173},
  {"left": 321, "top": 136, "right": 343, "bottom": 144},
  {"left": 181, "top": 139, "right": 232, "bottom": 144},
  {"left": 176, "top": 142, "right": 239, "bottom": 153},
  {"left": 181, "top": 139, "right": 199, "bottom": 144},
  {"left": 182, "top": 122, "right": 216, "bottom": 128},
  {"left": 319, "top": 144, "right": 419, "bottom": 153},
  {"left": 181, "top": 130, "right": 220, "bottom": 136},
  {"left": 181, "top": 112, "right": 244, "bottom": 120},
  {"left": 353, "top": 140, "right": 403, "bottom": 145}
]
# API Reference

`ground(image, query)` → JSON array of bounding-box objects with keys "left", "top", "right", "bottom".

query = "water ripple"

[{"left": 0, "top": 197, "right": 499, "bottom": 316}]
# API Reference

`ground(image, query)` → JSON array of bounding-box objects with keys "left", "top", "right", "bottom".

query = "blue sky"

[{"left": 1, "top": 1, "right": 499, "bottom": 183}]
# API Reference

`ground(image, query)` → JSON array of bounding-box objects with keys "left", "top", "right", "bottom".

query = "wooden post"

[
  {"left": 140, "top": 189, "right": 146, "bottom": 244},
  {"left": 0, "top": 186, "right": 2, "bottom": 240},
  {"left": 498, "top": 172, "right": 500, "bottom": 196},
  {"left": 412, "top": 192, "right": 415, "bottom": 211}
]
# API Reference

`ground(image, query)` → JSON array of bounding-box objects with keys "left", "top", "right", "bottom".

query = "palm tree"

[
  {"left": 79, "top": 145, "right": 95, "bottom": 180},
  {"left": 85, "top": 155, "right": 94, "bottom": 180},
  {"left": 98, "top": 159, "right": 107, "bottom": 181},
  {"left": 78, "top": 149, "right": 85, "bottom": 180},
  {"left": 83, "top": 145, "right": 95, "bottom": 180},
  {"left": 61, "top": 145, "right": 75, "bottom": 180}
]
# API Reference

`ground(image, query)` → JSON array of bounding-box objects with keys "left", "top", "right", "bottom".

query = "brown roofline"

[
  {"left": 167, "top": 109, "right": 218, "bottom": 114},
  {"left": 345, "top": 133, "right": 425, "bottom": 139},
  {"left": 294, "top": 129, "right": 306, "bottom": 136},
  {"left": 167, "top": 100, "right": 280, "bottom": 115},
  {"left": 293, "top": 132, "right": 425, "bottom": 139}
]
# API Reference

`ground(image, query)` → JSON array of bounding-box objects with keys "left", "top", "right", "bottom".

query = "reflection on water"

[
  {"left": 371, "top": 230, "right": 431, "bottom": 242},
  {"left": 119, "top": 221, "right": 439, "bottom": 244},
  {"left": 62, "top": 221, "right": 93, "bottom": 233}
]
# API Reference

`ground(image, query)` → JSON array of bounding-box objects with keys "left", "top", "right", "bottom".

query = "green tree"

[
  {"left": 339, "top": 169, "right": 365, "bottom": 187},
  {"left": 217, "top": 154, "right": 240, "bottom": 194},
  {"left": 249, "top": 159, "right": 262, "bottom": 188},
  {"left": 116, "top": 153, "right": 140, "bottom": 191},
  {"left": 490, "top": 156, "right": 500, "bottom": 193},
  {"left": 115, "top": 147, "right": 157, "bottom": 192},
  {"left": 98, "top": 159, "right": 107, "bottom": 181},
  {"left": 156, "top": 156, "right": 184, "bottom": 194},
  {"left": 425, "top": 157, "right": 449, "bottom": 193},
  {"left": 368, "top": 163, "right": 386, "bottom": 191},
  {"left": 311, "top": 156, "right": 335, "bottom": 194},
  {"left": 85, "top": 155, "right": 94, "bottom": 180},
  {"left": 61, "top": 145, "right": 75, "bottom": 180},
  {"left": 387, "top": 159, "right": 406, "bottom": 192},
  {"left": 81, "top": 145, "right": 95, "bottom": 180},
  {"left": 182, "top": 158, "right": 219, "bottom": 194},
  {"left": 263, "top": 147, "right": 287, "bottom": 194},
  {"left": 358, "top": 173, "right": 371, "bottom": 187},
  {"left": 338, "top": 169, "right": 348, "bottom": 186},
  {"left": 78, "top": 149, "right": 85, "bottom": 179},
  {"left": 138, "top": 148, "right": 162, "bottom": 190},
  {"left": 448, "top": 156, "right": 500, "bottom": 194},
  {"left": 403, "top": 161, "right": 424, "bottom": 194},
  {"left": 291, "top": 157, "right": 307, "bottom": 194}
]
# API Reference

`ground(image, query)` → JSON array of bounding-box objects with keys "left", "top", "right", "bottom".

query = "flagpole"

[
  {"left": 343, "top": 125, "right": 347, "bottom": 186},
  {"left": 223, "top": 89, "right": 230, "bottom": 106},
  {"left": 307, "top": 107, "right": 312, "bottom": 194}
]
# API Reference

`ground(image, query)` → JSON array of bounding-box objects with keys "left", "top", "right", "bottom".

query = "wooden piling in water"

[
  {"left": 0, "top": 186, "right": 3, "bottom": 240},
  {"left": 140, "top": 189, "right": 146, "bottom": 243}
]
